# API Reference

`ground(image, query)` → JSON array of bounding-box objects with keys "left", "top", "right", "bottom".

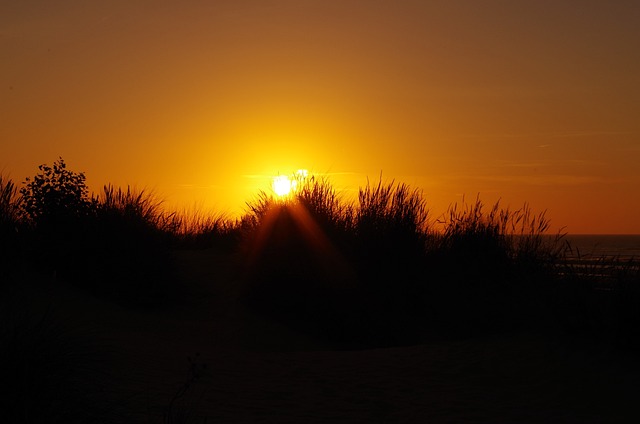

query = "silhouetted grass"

[
  {"left": 354, "top": 178, "right": 429, "bottom": 268},
  {"left": 6, "top": 162, "right": 640, "bottom": 350},
  {"left": 425, "top": 197, "right": 566, "bottom": 335},
  {"left": 171, "top": 207, "right": 239, "bottom": 251},
  {"left": 71, "top": 185, "right": 180, "bottom": 305},
  {"left": 239, "top": 177, "right": 576, "bottom": 346},
  {"left": 4, "top": 162, "right": 237, "bottom": 304},
  {"left": 239, "top": 178, "right": 356, "bottom": 343},
  {"left": 0, "top": 175, "right": 20, "bottom": 228},
  {"left": 0, "top": 175, "right": 22, "bottom": 275}
]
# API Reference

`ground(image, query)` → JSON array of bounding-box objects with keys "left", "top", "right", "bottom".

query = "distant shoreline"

[{"left": 559, "top": 234, "right": 640, "bottom": 259}]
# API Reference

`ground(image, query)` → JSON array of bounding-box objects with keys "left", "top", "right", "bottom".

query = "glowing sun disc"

[{"left": 273, "top": 175, "right": 293, "bottom": 196}]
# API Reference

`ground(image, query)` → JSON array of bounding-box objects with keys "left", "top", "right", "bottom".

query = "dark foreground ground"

[{"left": 4, "top": 248, "right": 640, "bottom": 423}]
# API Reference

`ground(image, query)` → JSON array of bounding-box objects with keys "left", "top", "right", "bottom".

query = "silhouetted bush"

[
  {"left": 20, "top": 157, "right": 95, "bottom": 228},
  {"left": 15, "top": 159, "right": 183, "bottom": 304},
  {"left": 17, "top": 158, "right": 97, "bottom": 278}
]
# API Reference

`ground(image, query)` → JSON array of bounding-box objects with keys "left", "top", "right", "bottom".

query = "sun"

[
  {"left": 272, "top": 169, "right": 309, "bottom": 197},
  {"left": 273, "top": 175, "right": 293, "bottom": 196}
]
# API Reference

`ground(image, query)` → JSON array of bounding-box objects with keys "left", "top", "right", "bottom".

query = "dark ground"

[{"left": 4, "top": 248, "right": 640, "bottom": 423}]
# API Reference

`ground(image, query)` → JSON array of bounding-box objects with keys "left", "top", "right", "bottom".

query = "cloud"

[
  {"left": 455, "top": 130, "right": 632, "bottom": 141},
  {"left": 499, "top": 161, "right": 549, "bottom": 169},
  {"left": 441, "top": 173, "right": 611, "bottom": 187}
]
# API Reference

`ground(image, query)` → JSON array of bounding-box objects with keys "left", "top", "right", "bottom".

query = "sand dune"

[{"left": 6, "top": 249, "right": 639, "bottom": 423}]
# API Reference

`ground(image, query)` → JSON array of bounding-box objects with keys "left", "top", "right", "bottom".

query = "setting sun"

[
  {"left": 273, "top": 175, "right": 293, "bottom": 196},
  {"left": 272, "top": 169, "right": 309, "bottom": 197}
]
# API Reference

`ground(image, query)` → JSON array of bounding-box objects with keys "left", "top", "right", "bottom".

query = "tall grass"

[
  {"left": 421, "top": 197, "right": 566, "bottom": 334},
  {"left": 435, "top": 196, "right": 564, "bottom": 277},
  {"left": 0, "top": 175, "right": 22, "bottom": 277},
  {"left": 170, "top": 207, "right": 238, "bottom": 250},
  {"left": 239, "top": 177, "right": 574, "bottom": 345},
  {"left": 357, "top": 179, "right": 429, "bottom": 235},
  {"left": 240, "top": 190, "right": 276, "bottom": 233},
  {"left": 99, "top": 185, "right": 174, "bottom": 231},
  {"left": 9, "top": 161, "right": 640, "bottom": 348},
  {"left": 68, "top": 185, "right": 181, "bottom": 304},
  {"left": 76, "top": 185, "right": 240, "bottom": 303},
  {"left": 0, "top": 175, "right": 20, "bottom": 227},
  {"left": 98, "top": 185, "right": 239, "bottom": 248},
  {"left": 297, "top": 175, "right": 354, "bottom": 235},
  {"left": 4, "top": 168, "right": 241, "bottom": 302},
  {"left": 354, "top": 178, "right": 429, "bottom": 270},
  {"left": 239, "top": 178, "right": 417, "bottom": 343}
]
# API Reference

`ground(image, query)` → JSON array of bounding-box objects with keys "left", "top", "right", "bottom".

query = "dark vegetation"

[
  {"left": 1, "top": 158, "right": 640, "bottom": 421},
  {"left": 240, "top": 179, "right": 569, "bottom": 346},
  {"left": 1, "top": 158, "right": 639, "bottom": 344}
]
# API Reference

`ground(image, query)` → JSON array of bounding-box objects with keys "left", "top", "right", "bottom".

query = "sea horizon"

[{"left": 559, "top": 234, "right": 640, "bottom": 259}]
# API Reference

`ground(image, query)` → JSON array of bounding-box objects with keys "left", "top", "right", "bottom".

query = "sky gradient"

[{"left": 2, "top": 1, "right": 639, "bottom": 233}]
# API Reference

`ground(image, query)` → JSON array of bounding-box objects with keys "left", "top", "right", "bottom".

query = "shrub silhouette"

[
  {"left": 16, "top": 160, "right": 178, "bottom": 304},
  {"left": 20, "top": 157, "right": 94, "bottom": 228},
  {"left": 18, "top": 158, "right": 96, "bottom": 276}
]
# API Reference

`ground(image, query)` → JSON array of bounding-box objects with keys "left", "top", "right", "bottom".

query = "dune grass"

[
  {"left": 0, "top": 175, "right": 22, "bottom": 275},
  {"left": 3, "top": 160, "right": 640, "bottom": 348},
  {"left": 0, "top": 175, "right": 20, "bottom": 227},
  {"left": 237, "top": 175, "right": 639, "bottom": 348},
  {"left": 238, "top": 176, "right": 572, "bottom": 345},
  {"left": 2, "top": 163, "right": 640, "bottom": 423},
  {"left": 170, "top": 207, "right": 237, "bottom": 250}
]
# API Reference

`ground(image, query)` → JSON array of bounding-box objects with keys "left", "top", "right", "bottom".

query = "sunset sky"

[{"left": 2, "top": 1, "right": 639, "bottom": 234}]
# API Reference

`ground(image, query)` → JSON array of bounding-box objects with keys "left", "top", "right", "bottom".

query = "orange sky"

[{"left": 2, "top": 1, "right": 639, "bottom": 234}]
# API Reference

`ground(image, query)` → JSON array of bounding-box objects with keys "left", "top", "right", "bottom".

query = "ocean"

[{"left": 561, "top": 235, "right": 640, "bottom": 260}]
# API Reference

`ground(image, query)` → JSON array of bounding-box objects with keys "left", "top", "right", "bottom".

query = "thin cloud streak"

[
  {"left": 455, "top": 130, "right": 632, "bottom": 140},
  {"left": 445, "top": 174, "right": 613, "bottom": 187}
]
